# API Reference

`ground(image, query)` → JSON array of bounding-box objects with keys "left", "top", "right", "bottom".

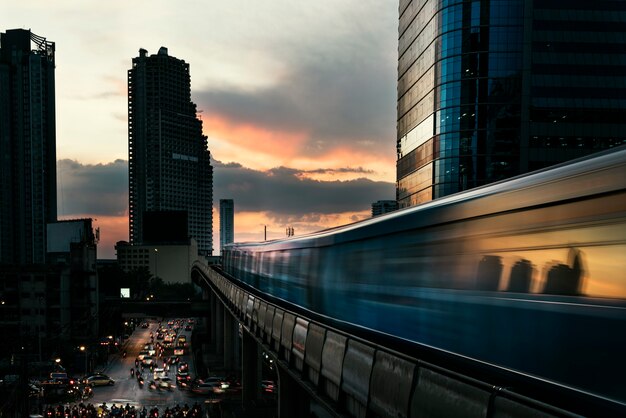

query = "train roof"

[{"left": 226, "top": 146, "right": 626, "bottom": 252}]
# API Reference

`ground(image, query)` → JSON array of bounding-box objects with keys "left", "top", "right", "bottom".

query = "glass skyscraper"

[
  {"left": 397, "top": 0, "right": 626, "bottom": 207},
  {"left": 0, "top": 29, "right": 57, "bottom": 264},
  {"left": 128, "top": 47, "right": 213, "bottom": 256}
]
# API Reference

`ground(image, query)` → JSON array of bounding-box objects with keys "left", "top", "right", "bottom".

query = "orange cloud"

[
  {"left": 291, "top": 147, "right": 396, "bottom": 182},
  {"left": 202, "top": 114, "right": 308, "bottom": 168},
  {"left": 202, "top": 114, "right": 396, "bottom": 182}
]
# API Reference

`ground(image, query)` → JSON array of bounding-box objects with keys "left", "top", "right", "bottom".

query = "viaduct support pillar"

[
  {"left": 208, "top": 291, "right": 217, "bottom": 350},
  {"left": 223, "top": 311, "right": 235, "bottom": 370},
  {"left": 215, "top": 302, "right": 224, "bottom": 356},
  {"left": 241, "top": 331, "right": 262, "bottom": 409},
  {"left": 277, "top": 365, "right": 310, "bottom": 418}
]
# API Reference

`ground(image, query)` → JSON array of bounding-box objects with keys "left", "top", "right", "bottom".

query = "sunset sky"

[{"left": 2, "top": 1, "right": 399, "bottom": 258}]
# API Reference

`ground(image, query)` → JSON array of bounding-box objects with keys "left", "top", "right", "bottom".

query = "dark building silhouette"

[
  {"left": 397, "top": 1, "right": 626, "bottom": 207},
  {"left": 0, "top": 219, "right": 98, "bottom": 358},
  {"left": 128, "top": 47, "right": 213, "bottom": 257},
  {"left": 219, "top": 199, "right": 234, "bottom": 253},
  {"left": 507, "top": 259, "right": 533, "bottom": 293},
  {"left": 371, "top": 200, "right": 399, "bottom": 217},
  {"left": 543, "top": 249, "right": 584, "bottom": 296},
  {"left": 475, "top": 255, "right": 502, "bottom": 291},
  {"left": 0, "top": 29, "right": 57, "bottom": 264},
  {"left": 143, "top": 210, "right": 188, "bottom": 244}
]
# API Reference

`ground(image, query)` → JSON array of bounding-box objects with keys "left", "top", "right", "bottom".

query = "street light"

[
  {"left": 154, "top": 248, "right": 159, "bottom": 279},
  {"left": 79, "top": 346, "right": 88, "bottom": 375}
]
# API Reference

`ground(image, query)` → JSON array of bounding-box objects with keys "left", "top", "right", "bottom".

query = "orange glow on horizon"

[
  {"left": 214, "top": 209, "right": 371, "bottom": 253},
  {"left": 202, "top": 114, "right": 395, "bottom": 182},
  {"left": 202, "top": 114, "right": 308, "bottom": 165}
]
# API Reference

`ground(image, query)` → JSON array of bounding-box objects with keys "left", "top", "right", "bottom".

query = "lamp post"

[
  {"left": 79, "top": 346, "right": 88, "bottom": 375},
  {"left": 154, "top": 248, "right": 159, "bottom": 279}
]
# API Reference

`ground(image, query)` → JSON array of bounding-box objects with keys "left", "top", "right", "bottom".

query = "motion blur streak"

[{"left": 223, "top": 146, "right": 626, "bottom": 404}]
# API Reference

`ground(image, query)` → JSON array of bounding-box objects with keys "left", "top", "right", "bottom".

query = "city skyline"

[{"left": 1, "top": 1, "right": 398, "bottom": 258}]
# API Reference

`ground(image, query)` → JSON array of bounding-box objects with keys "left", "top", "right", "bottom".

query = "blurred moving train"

[{"left": 223, "top": 147, "right": 626, "bottom": 404}]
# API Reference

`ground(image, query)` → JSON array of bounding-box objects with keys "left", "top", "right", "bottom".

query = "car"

[
  {"left": 191, "top": 381, "right": 224, "bottom": 395},
  {"left": 167, "top": 355, "right": 180, "bottom": 365},
  {"left": 153, "top": 368, "right": 166, "bottom": 380},
  {"left": 184, "top": 324, "right": 192, "bottom": 331},
  {"left": 142, "top": 356, "right": 154, "bottom": 366},
  {"left": 178, "top": 362, "right": 189, "bottom": 373},
  {"left": 156, "top": 377, "right": 174, "bottom": 390},
  {"left": 176, "top": 372, "right": 191, "bottom": 385},
  {"left": 137, "top": 351, "right": 149, "bottom": 361},
  {"left": 261, "top": 380, "right": 276, "bottom": 394},
  {"left": 174, "top": 348, "right": 184, "bottom": 356},
  {"left": 141, "top": 322, "right": 149, "bottom": 329},
  {"left": 201, "top": 377, "right": 229, "bottom": 390},
  {"left": 84, "top": 374, "right": 114, "bottom": 387}
]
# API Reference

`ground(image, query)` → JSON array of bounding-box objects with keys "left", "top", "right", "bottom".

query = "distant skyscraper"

[
  {"left": 220, "top": 199, "right": 234, "bottom": 253},
  {"left": 0, "top": 29, "right": 57, "bottom": 264},
  {"left": 128, "top": 47, "right": 213, "bottom": 256},
  {"left": 372, "top": 200, "right": 398, "bottom": 217},
  {"left": 397, "top": 1, "right": 626, "bottom": 208}
]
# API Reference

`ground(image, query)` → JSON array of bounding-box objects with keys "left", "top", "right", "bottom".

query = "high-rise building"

[
  {"left": 397, "top": 1, "right": 626, "bottom": 208},
  {"left": 0, "top": 29, "right": 57, "bottom": 264},
  {"left": 128, "top": 47, "right": 213, "bottom": 256},
  {"left": 220, "top": 199, "right": 234, "bottom": 252},
  {"left": 372, "top": 200, "right": 398, "bottom": 217}
]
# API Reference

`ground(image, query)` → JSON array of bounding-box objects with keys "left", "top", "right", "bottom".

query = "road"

[{"left": 89, "top": 318, "right": 200, "bottom": 409}]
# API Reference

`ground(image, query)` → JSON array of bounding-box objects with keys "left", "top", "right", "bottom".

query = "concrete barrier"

[
  {"left": 492, "top": 395, "right": 559, "bottom": 418},
  {"left": 321, "top": 330, "right": 347, "bottom": 402},
  {"left": 305, "top": 323, "right": 326, "bottom": 386},
  {"left": 342, "top": 339, "right": 375, "bottom": 418},
  {"left": 245, "top": 294, "right": 255, "bottom": 326},
  {"left": 292, "top": 317, "right": 308, "bottom": 372},
  {"left": 281, "top": 312, "right": 296, "bottom": 363},
  {"left": 238, "top": 290, "right": 246, "bottom": 315},
  {"left": 252, "top": 297, "right": 261, "bottom": 333},
  {"left": 264, "top": 305, "right": 275, "bottom": 345},
  {"left": 257, "top": 301, "right": 268, "bottom": 338},
  {"left": 272, "top": 308, "right": 284, "bottom": 352},
  {"left": 369, "top": 351, "right": 415, "bottom": 418},
  {"left": 410, "top": 367, "right": 490, "bottom": 418}
]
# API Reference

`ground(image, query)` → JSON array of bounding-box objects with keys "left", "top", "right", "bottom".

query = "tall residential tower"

[
  {"left": 128, "top": 47, "right": 213, "bottom": 256},
  {"left": 397, "top": 1, "right": 626, "bottom": 207},
  {"left": 0, "top": 29, "right": 57, "bottom": 264},
  {"left": 219, "top": 199, "right": 234, "bottom": 253}
]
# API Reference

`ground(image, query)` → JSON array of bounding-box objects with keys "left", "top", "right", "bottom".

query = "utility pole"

[{"left": 264, "top": 225, "right": 267, "bottom": 241}]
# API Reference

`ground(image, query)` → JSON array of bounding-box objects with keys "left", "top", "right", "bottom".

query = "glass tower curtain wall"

[{"left": 397, "top": 0, "right": 626, "bottom": 208}]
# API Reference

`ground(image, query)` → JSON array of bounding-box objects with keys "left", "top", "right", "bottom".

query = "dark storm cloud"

[
  {"left": 57, "top": 159, "right": 128, "bottom": 216},
  {"left": 194, "top": 19, "right": 397, "bottom": 155},
  {"left": 213, "top": 159, "right": 395, "bottom": 216},
  {"left": 58, "top": 158, "right": 392, "bottom": 221}
]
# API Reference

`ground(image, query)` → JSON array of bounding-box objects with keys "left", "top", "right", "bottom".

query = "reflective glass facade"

[{"left": 397, "top": 0, "right": 626, "bottom": 207}]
